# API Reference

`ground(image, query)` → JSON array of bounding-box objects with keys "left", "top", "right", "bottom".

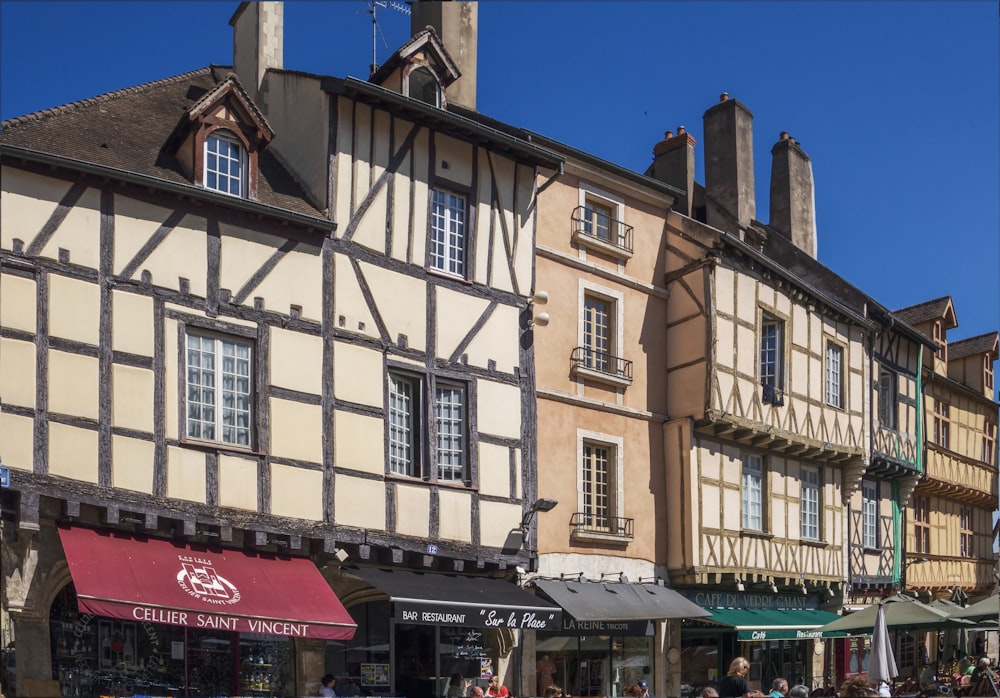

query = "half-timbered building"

[{"left": 0, "top": 2, "right": 565, "bottom": 696}]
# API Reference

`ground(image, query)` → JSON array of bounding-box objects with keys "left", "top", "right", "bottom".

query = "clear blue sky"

[{"left": 2, "top": 1, "right": 998, "bottom": 349}]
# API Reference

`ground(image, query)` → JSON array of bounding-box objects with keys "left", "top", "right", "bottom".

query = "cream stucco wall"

[
  {"left": 0, "top": 338, "right": 35, "bottom": 408},
  {"left": 112, "top": 364, "right": 154, "bottom": 433},
  {"left": 271, "top": 464, "right": 323, "bottom": 520},
  {"left": 49, "top": 423, "right": 98, "bottom": 482},
  {"left": 111, "top": 436, "right": 155, "bottom": 494},
  {"left": 218, "top": 454, "right": 259, "bottom": 512},
  {"left": 334, "top": 475, "right": 386, "bottom": 529},
  {"left": 334, "top": 411, "right": 385, "bottom": 474},
  {"left": 167, "top": 446, "right": 206, "bottom": 503},
  {"left": 271, "top": 328, "right": 323, "bottom": 395},
  {"left": 269, "top": 399, "right": 322, "bottom": 464},
  {"left": 112, "top": 290, "right": 154, "bottom": 356},
  {"left": 475, "top": 381, "right": 521, "bottom": 439},
  {"left": 333, "top": 342, "right": 384, "bottom": 406},
  {"left": 395, "top": 484, "right": 431, "bottom": 539},
  {"left": 438, "top": 488, "right": 472, "bottom": 543},
  {"left": 49, "top": 274, "right": 99, "bottom": 346},
  {"left": 48, "top": 350, "right": 98, "bottom": 420},
  {"left": 0, "top": 272, "right": 36, "bottom": 333},
  {"left": 0, "top": 413, "right": 33, "bottom": 472}
]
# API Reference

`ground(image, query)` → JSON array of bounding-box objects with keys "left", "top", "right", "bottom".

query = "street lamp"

[{"left": 501, "top": 498, "right": 558, "bottom": 556}]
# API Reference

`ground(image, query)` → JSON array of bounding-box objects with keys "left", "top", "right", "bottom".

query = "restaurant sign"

[{"left": 395, "top": 602, "right": 560, "bottom": 631}]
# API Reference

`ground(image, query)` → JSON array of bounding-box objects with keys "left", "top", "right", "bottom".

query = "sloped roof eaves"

[
  {"left": 0, "top": 67, "right": 323, "bottom": 220},
  {"left": 894, "top": 296, "right": 954, "bottom": 326},
  {"left": 328, "top": 77, "right": 563, "bottom": 170},
  {"left": 949, "top": 333, "right": 999, "bottom": 360}
]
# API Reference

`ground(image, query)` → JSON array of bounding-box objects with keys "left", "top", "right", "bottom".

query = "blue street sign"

[{"left": 0, "top": 465, "right": 9, "bottom": 488}]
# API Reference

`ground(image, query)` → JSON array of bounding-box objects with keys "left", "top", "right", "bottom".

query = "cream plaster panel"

[
  {"left": 372, "top": 109, "right": 391, "bottom": 181},
  {"left": 0, "top": 273, "right": 36, "bottom": 333},
  {"left": 716, "top": 318, "right": 735, "bottom": 370},
  {"left": 850, "top": 371, "right": 864, "bottom": 413},
  {"left": 164, "top": 318, "right": 179, "bottom": 440},
  {"left": 49, "top": 423, "right": 98, "bottom": 482},
  {"left": 476, "top": 381, "right": 522, "bottom": 439},
  {"left": 219, "top": 454, "right": 259, "bottom": 511},
  {"left": 411, "top": 130, "right": 430, "bottom": 264},
  {"left": 333, "top": 255, "right": 379, "bottom": 340},
  {"left": 48, "top": 350, "right": 98, "bottom": 420},
  {"left": 394, "top": 484, "right": 430, "bottom": 539},
  {"left": 808, "top": 313, "right": 822, "bottom": 353},
  {"left": 112, "top": 291, "right": 154, "bottom": 356},
  {"left": 356, "top": 261, "right": 427, "bottom": 351},
  {"left": 736, "top": 323, "right": 755, "bottom": 377},
  {"left": 2, "top": 169, "right": 74, "bottom": 251},
  {"left": 484, "top": 153, "right": 518, "bottom": 293},
  {"left": 333, "top": 342, "right": 384, "bottom": 406},
  {"left": 849, "top": 333, "right": 865, "bottom": 368},
  {"left": 774, "top": 291, "right": 792, "bottom": 319},
  {"left": 166, "top": 446, "right": 207, "bottom": 503},
  {"left": 480, "top": 500, "right": 522, "bottom": 548},
  {"left": 699, "top": 442, "right": 721, "bottom": 480},
  {"left": 390, "top": 149, "right": 413, "bottom": 264},
  {"left": 464, "top": 304, "right": 520, "bottom": 375},
  {"left": 49, "top": 274, "right": 99, "bottom": 345},
  {"left": 334, "top": 412, "right": 385, "bottom": 475},
  {"left": 270, "top": 329, "right": 322, "bottom": 395},
  {"left": 116, "top": 205, "right": 208, "bottom": 296},
  {"left": 722, "top": 484, "right": 742, "bottom": 532},
  {"left": 735, "top": 273, "right": 757, "bottom": 321},
  {"left": 351, "top": 186, "right": 390, "bottom": 255},
  {"left": 0, "top": 338, "right": 35, "bottom": 408},
  {"left": 808, "top": 354, "right": 822, "bottom": 401},
  {"left": 434, "top": 134, "right": 473, "bottom": 186},
  {"left": 352, "top": 103, "right": 373, "bottom": 223},
  {"left": 0, "top": 413, "right": 33, "bottom": 471},
  {"left": 791, "top": 352, "right": 810, "bottom": 399},
  {"left": 334, "top": 476, "right": 386, "bottom": 529},
  {"left": 513, "top": 164, "right": 536, "bottom": 291},
  {"left": 111, "top": 436, "right": 155, "bottom": 494},
  {"left": 334, "top": 101, "right": 356, "bottom": 233},
  {"left": 772, "top": 497, "right": 788, "bottom": 538},
  {"left": 792, "top": 305, "right": 809, "bottom": 348},
  {"left": 271, "top": 464, "right": 323, "bottom": 520},
  {"left": 715, "top": 267, "right": 735, "bottom": 316},
  {"left": 38, "top": 186, "right": 101, "bottom": 269},
  {"left": 477, "top": 442, "right": 512, "bottom": 498},
  {"left": 270, "top": 399, "right": 322, "bottom": 465},
  {"left": 113, "top": 195, "right": 173, "bottom": 273},
  {"left": 756, "top": 284, "right": 775, "bottom": 311},
  {"left": 112, "top": 364, "right": 154, "bottom": 433},
  {"left": 436, "top": 287, "right": 491, "bottom": 363},
  {"left": 714, "top": 371, "right": 734, "bottom": 413},
  {"left": 438, "top": 488, "right": 472, "bottom": 543},
  {"left": 701, "top": 483, "right": 721, "bottom": 529}
]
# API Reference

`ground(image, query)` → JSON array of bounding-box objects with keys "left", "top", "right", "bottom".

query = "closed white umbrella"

[{"left": 869, "top": 602, "right": 899, "bottom": 687}]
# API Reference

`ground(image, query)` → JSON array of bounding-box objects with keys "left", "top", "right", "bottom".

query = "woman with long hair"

[{"left": 717, "top": 658, "right": 763, "bottom": 698}]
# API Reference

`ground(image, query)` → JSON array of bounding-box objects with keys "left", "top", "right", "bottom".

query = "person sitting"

[
  {"left": 702, "top": 688, "right": 720, "bottom": 698},
  {"left": 320, "top": 674, "right": 337, "bottom": 698},
  {"left": 788, "top": 686, "right": 809, "bottom": 698},
  {"left": 487, "top": 677, "right": 510, "bottom": 698},
  {"left": 769, "top": 679, "right": 788, "bottom": 698}
]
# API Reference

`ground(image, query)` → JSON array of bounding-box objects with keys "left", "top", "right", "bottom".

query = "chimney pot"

[
  {"left": 780, "top": 131, "right": 790, "bottom": 140},
  {"left": 677, "top": 125, "right": 686, "bottom": 134},
  {"left": 664, "top": 130, "right": 674, "bottom": 139},
  {"left": 720, "top": 92, "right": 729, "bottom": 102}
]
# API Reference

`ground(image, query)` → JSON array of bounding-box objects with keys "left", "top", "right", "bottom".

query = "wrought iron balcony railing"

[
  {"left": 570, "top": 512, "right": 635, "bottom": 539},
  {"left": 571, "top": 346, "right": 633, "bottom": 384},
  {"left": 571, "top": 205, "right": 634, "bottom": 255}
]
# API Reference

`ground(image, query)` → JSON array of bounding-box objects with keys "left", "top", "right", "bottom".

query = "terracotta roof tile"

[{"left": 1, "top": 67, "right": 322, "bottom": 219}]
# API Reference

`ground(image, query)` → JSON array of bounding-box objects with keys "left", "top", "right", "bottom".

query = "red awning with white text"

[{"left": 58, "top": 526, "right": 357, "bottom": 640}]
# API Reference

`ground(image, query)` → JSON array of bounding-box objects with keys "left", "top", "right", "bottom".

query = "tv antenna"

[{"left": 366, "top": 0, "right": 411, "bottom": 73}]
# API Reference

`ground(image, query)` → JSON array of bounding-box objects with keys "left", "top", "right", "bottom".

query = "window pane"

[
  {"left": 742, "top": 455, "right": 763, "bottom": 530},
  {"left": 584, "top": 296, "right": 611, "bottom": 372},
  {"left": 389, "top": 375, "right": 417, "bottom": 476},
  {"left": 204, "top": 132, "right": 245, "bottom": 197},
  {"left": 435, "top": 385, "right": 465, "bottom": 480},
  {"left": 582, "top": 443, "right": 611, "bottom": 530},
  {"left": 760, "top": 320, "right": 782, "bottom": 387},
  {"left": 185, "top": 332, "right": 252, "bottom": 447},
  {"left": 430, "top": 189, "right": 466, "bottom": 277}
]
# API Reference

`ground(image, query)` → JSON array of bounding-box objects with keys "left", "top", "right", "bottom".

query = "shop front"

[
  {"left": 50, "top": 525, "right": 357, "bottom": 698},
  {"left": 678, "top": 592, "right": 842, "bottom": 697},
  {"left": 531, "top": 580, "right": 710, "bottom": 698},
  {"left": 324, "top": 568, "right": 562, "bottom": 698}
]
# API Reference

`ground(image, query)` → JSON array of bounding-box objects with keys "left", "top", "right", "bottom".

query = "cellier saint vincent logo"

[{"left": 176, "top": 556, "right": 242, "bottom": 605}]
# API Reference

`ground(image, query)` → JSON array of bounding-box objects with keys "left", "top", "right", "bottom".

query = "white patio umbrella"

[{"left": 869, "top": 602, "right": 899, "bottom": 687}]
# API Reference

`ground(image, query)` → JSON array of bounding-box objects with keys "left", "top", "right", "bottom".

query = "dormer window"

[
  {"left": 408, "top": 67, "right": 440, "bottom": 107},
  {"left": 204, "top": 130, "right": 246, "bottom": 197}
]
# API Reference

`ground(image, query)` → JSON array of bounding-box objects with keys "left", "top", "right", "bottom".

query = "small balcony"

[
  {"left": 571, "top": 346, "right": 633, "bottom": 388},
  {"left": 571, "top": 205, "right": 633, "bottom": 261},
  {"left": 570, "top": 512, "right": 634, "bottom": 543}
]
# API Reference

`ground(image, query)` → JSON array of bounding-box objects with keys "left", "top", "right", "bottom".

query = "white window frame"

[
  {"left": 825, "top": 341, "right": 844, "bottom": 408},
  {"left": 801, "top": 466, "right": 820, "bottom": 540},
  {"left": 184, "top": 330, "right": 253, "bottom": 447},
  {"left": 204, "top": 130, "right": 246, "bottom": 197},
  {"left": 578, "top": 280, "right": 624, "bottom": 375},
  {"left": 429, "top": 188, "right": 466, "bottom": 277},
  {"left": 406, "top": 66, "right": 441, "bottom": 107},
  {"left": 878, "top": 368, "right": 897, "bottom": 429},
  {"left": 759, "top": 313, "right": 785, "bottom": 389},
  {"left": 577, "top": 184, "right": 624, "bottom": 242},
  {"left": 742, "top": 453, "right": 764, "bottom": 531},
  {"left": 933, "top": 399, "right": 951, "bottom": 449},
  {"left": 576, "top": 429, "right": 624, "bottom": 534},
  {"left": 388, "top": 372, "right": 421, "bottom": 477},
  {"left": 434, "top": 381, "right": 466, "bottom": 482},
  {"left": 862, "top": 481, "right": 878, "bottom": 549}
]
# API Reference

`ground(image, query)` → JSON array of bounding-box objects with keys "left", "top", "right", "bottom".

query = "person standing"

[
  {"left": 637, "top": 680, "right": 653, "bottom": 698},
  {"left": 718, "top": 658, "right": 764, "bottom": 698},
  {"left": 320, "top": 674, "right": 337, "bottom": 698},
  {"left": 768, "top": 678, "right": 788, "bottom": 698}
]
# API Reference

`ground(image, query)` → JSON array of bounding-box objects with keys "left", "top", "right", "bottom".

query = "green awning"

[{"left": 703, "top": 608, "right": 846, "bottom": 640}]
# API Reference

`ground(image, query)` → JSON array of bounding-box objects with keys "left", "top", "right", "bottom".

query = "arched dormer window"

[
  {"left": 408, "top": 67, "right": 440, "bottom": 107},
  {"left": 204, "top": 130, "right": 246, "bottom": 197}
]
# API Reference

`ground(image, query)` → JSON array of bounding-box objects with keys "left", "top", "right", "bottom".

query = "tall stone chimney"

[
  {"left": 410, "top": 1, "right": 478, "bottom": 110},
  {"left": 647, "top": 126, "right": 696, "bottom": 217},
  {"left": 769, "top": 132, "right": 817, "bottom": 258},
  {"left": 702, "top": 93, "right": 755, "bottom": 234},
  {"left": 230, "top": 2, "right": 284, "bottom": 109}
]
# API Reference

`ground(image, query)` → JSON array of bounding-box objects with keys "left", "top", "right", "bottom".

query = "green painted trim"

[
  {"left": 892, "top": 479, "right": 901, "bottom": 583},
  {"left": 916, "top": 344, "right": 925, "bottom": 475}
]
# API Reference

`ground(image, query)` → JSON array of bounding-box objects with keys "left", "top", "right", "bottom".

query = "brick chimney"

[
  {"left": 230, "top": 2, "right": 284, "bottom": 110},
  {"left": 769, "top": 132, "right": 817, "bottom": 258},
  {"left": 702, "top": 93, "right": 755, "bottom": 234},
  {"left": 647, "top": 126, "right": 696, "bottom": 217},
  {"left": 410, "top": 1, "right": 478, "bottom": 110}
]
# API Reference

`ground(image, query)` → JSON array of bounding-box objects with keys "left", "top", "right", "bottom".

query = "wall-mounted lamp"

[
  {"left": 736, "top": 578, "right": 745, "bottom": 592},
  {"left": 501, "top": 498, "right": 558, "bottom": 555},
  {"left": 333, "top": 547, "right": 349, "bottom": 563},
  {"left": 526, "top": 291, "right": 550, "bottom": 327}
]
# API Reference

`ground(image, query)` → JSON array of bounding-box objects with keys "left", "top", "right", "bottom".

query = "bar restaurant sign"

[{"left": 395, "top": 601, "right": 561, "bottom": 630}]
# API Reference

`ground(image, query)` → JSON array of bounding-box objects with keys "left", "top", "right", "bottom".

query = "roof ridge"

[{"left": 1, "top": 66, "right": 216, "bottom": 130}]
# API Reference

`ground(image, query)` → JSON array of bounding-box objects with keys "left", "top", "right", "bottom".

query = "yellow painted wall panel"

[
  {"left": 352, "top": 103, "right": 373, "bottom": 222},
  {"left": 333, "top": 255, "right": 379, "bottom": 341},
  {"left": 2, "top": 168, "right": 75, "bottom": 252},
  {"left": 271, "top": 328, "right": 322, "bottom": 395},
  {"left": 166, "top": 446, "right": 206, "bottom": 503},
  {"left": 736, "top": 323, "right": 755, "bottom": 377},
  {"left": 477, "top": 442, "right": 511, "bottom": 499},
  {"left": 164, "top": 318, "right": 178, "bottom": 440},
  {"left": 0, "top": 272, "right": 37, "bottom": 333},
  {"left": 218, "top": 454, "right": 259, "bottom": 511},
  {"left": 251, "top": 244, "right": 322, "bottom": 321},
  {"left": 49, "top": 274, "right": 99, "bottom": 345},
  {"left": 271, "top": 464, "right": 323, "bottom": 520},
  {"left": 390, "top": 149, "right": 413, "bottom": 265},
  {"left": 112, "top": 364, "right": 154, "bottom": 433},
  {"left": 111, "top": 436, "right": 154, "bottom": 493},
  {"left": 334, "top": 412, "right": 385, "bottom": 475},
  {"left": 0, "top": 413, "right": 33, "bottom": 472},
  {"left": 436, "top": 287, "right": 490, "bottom": 362},
  {"left": 0, "top": 338, "right": 35, "bottom": 408},
  {"left": 334, "top": 476, "right": 386, "bottom": 529},
  {"left": 269, "top": 399, "right": 322, "bottom": 465},
  {"left": 351, "top": 187, "right": 389, "bottom": 254},
  {"left": 117, "top": 209, "right": 208, "bottom": 297},
  {"left": 476, "top": 381, "right": 521, "bottom": 439},
  {"left": 356, "top": 261, "right": 427, "bottom": 353},
  {"left": 395, "top": 484, "right": 430, "bottom": 539},
  {"left": 112, "top": 291, "right": 153, "bottom": 356},
  {"left": 438, "top": 489, "right": 472, "bottom": 543},
  {"left": 479, "top": 500, "right": 522, "bottom": 548},
  {"left": 512, "top": 163, "right": 536, "bottom": 292},
  {"left": 39, "top": 187, "right": 101, "bottom": 269},
  {"left": 333, "top": 342, "right": 383, "bottom": 406},
  {"left": 463, "top": 304, "right": 520, "bottom": 375},
  {"left": 434, "top": 135, "right": 473, "bottom": 186},
  {"left": 49, "top": 423, "right": 98, "bottom": 482},
  {"left": 48, "top": 350, "right": 99, "bottom": 420}
]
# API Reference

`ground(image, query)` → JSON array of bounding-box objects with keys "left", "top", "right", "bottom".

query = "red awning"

[{"left": 58, "top": 526, "right": 356, "bottom": 640}]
